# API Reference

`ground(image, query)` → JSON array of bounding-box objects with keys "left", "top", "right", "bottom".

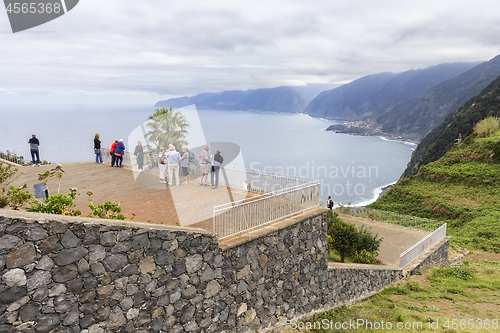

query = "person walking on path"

[
  {"left": 180, "top": 147, "right": 190, "bottom": 184},
  {"left": 158, "top": 147, "right": 167, "bottom": 183},
  {"left": 327, "top": 196, "right": 334, "bottom": 210},
  {"left": 94, "top": 134, "right": 103, "bottom": 163},
  {"left": 28, "top": 134, "right": 40, "bottom": 166},
  {"left": 211, "top": 149, "right": 223, "bottom": 189},
  {"left": 134, "top": 140, "right": 144, "bottom": 170},
  {"left": 166, "top": 144, "right": 181, "bottom": 186},
  {"left": 110, "top": 139, "right": 118, "bottom": 167},
  {"left": 114, "top": 139, "right": 125, "bottom": 167},
  {"left": 199, "top": 145, "right": 210, "bottom": 186}
]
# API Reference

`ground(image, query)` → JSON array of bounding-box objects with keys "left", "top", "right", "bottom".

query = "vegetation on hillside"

[
  {"left": 370, "top": 120, "right": 500, "bottom": 253},
  {"left": 402, "top": 75, "right": 500, "bottom": 178},
  {"left": 294, "top": 252, "right": 500, "bottom": 333}
]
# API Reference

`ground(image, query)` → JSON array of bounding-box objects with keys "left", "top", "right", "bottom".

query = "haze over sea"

[{"left": 0, "top": 104, "right": 415, "bottom": 206}]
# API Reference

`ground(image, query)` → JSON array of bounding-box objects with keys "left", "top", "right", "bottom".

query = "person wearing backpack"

[
  {"left": 327, "top": 196, "right": 334, "bottom": 210},
  {"left": 210, "top": 149, "right": 223, "bottom": 189}
]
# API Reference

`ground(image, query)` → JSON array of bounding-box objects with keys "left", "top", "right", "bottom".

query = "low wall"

[{"left": 0, "top": 209, "right": 448, "bottom": 333}]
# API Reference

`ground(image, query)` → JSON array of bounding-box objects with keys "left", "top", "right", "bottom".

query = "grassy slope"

[
  {"left": 290, "top": 127, "right": 500, "bottom": 333},
  {"left": 368, "top": 130, "right": 500, "bottom": 253},
  {"left": 290, "top": 252, "right": 500, "bottom": 333}
]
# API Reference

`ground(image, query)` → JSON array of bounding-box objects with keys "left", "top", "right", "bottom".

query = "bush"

[
  {"left": 327, "top": 210, "right": 383, "bottom": 264},
  {"left": 328, "top": 218, "right": 359, "bottom": 263},
  {"left": 28, "top": 188, "right": 81, "bottom": 216},
  {"left": 6, "top": 185, "right": 34, "bottom": 210},
  {"left": 0, "top": 151, "right": 27, "bottom": 165},
  {"left": 87, "top": 191, "right": 125, "bottom": 220},
  {"left": 88, "top": 200, "right": 125, "bottom": 220},
  {"left": 474, "top": 116, "right": 499, "bottom": 137}
]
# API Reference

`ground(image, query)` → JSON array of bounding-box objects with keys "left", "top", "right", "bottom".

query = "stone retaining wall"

[{"left": 0, "top": 209, "right": 448, "bottom": 333}]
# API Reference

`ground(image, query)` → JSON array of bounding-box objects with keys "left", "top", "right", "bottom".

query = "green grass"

[
  {"left": 294, "top": 254, "right": 500, "bottom": 333},
  {"left": 368, "top": 129, "right": 500, "bottom": 253}
]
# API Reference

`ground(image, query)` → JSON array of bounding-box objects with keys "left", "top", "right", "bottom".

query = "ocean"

[{"left": 0, "top": 104, "right": 415, "bottom": 206}]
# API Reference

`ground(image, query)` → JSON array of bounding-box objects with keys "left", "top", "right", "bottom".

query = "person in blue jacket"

[
  {"left": 114, "top": 139, "right": 126, "bottom": 167},
  {"left": 28, "top": 134, "right": 40, "bottom": 166}
]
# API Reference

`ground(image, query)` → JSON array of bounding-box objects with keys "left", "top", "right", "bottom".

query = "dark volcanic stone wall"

[{"left": 0, "top": 210, "right": 446, "bottom": 332}]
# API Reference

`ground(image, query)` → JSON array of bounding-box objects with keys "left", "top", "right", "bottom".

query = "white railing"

[
  {"left": 338, "top": 207, "right": 447, "bottom": 268},
  {"left": 214, "top": 174, "right": 321, "bottom": 239},
  {"left": 399, "top": 223, "right": 447, "bottom": 268},
  {"left": 0, "top": 147, "right": 95, "bottom": 165},
  {"left": 217, "top": 166, "right": 317, "bottom": 193}
]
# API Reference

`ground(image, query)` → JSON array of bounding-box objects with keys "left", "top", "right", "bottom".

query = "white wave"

[{"left": 339, "top": 181, "right": 397, "bottom": 207}]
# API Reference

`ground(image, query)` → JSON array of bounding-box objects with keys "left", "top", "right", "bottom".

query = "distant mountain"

[
  {"left": 401, "top": 74, "right": 500, "bottom": 178},
  {"left": 377, "top": 55, "right": 500, "bottom": 141},
  {"left": 305, "top": 63, "right": 477, "bottom": 122},
  {"left": 304, "top": 72, "right": 398, "bottom": 120},
  {"left": 154, "top": 84, "right": 337, "bottom": 113}
]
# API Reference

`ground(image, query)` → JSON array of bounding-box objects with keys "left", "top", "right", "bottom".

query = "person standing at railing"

[
  {"left": 180, "top": 147, "right": 189, "bottom": 184},
  {"left": 94, "top": 134, "right": 103, "bottom": 164},
  {"left": 114, "top": 139, "right": 125, "bottom": 168},
  {"left": 199, "top": 145, "right": 210, "bottom": 186},
  {"left": 28, "top": 134, "right": 41, "bottom": 166},
  {"left": 134, "top": 140, "right": 144, "bottom": 170},
  {"left": 166, "top": 144, "right": 181, "bottom": 186},
  {"left": 210, "top": 149, "right": 223, "bottom": 189},
  {"left": 158, "top": 147, "right": 167, "bottom": 184},
  {"left": 110, "top": 139, "right": 118, "bottom": 167}
]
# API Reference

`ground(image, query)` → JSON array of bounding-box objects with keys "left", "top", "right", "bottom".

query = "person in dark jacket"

[
  {"left": 110, "top": 139, "right": 118, "bottom": 167},
  {"left": 134, "top": 140, "right": 144, "bottom": 170},
  {"left": 210, "top": 149, "right": 223, "bottom": 189},
  {"left": 28, "top": 134, "right": 40, "bottom": 166},
  {"left": 94, "top": 134, "right": 103, "bottom": 163},
  {"left": 114, "top": 139, "right": 125, "bottom": 167}
]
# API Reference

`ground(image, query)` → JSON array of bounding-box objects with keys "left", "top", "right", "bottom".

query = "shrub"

[
  {"left": 327, "top": 211, "right": 383, "bottom": 264},
  {"left": 0, "top": 151, "right": 27, "bottom": 165},
  {"left": 87, "top": 192, "right": 125, "bottom": 220},
  {"left": 474, "top": 116, "right": 500, "bottom": 137},
  {"left": 88, "top": 200, "right": 125, "bottom": 220},
  {"left": 0, "top": 162, "right": 21, "bottom": 208},
  {"left": 328, "top": 218, "right": 359, "bottom": 263},
  {"left": 28, "top": 188, "right": 81, "bottom": 216},
  {"left": 6, "top": 185, "right": 33, "bottom": 210}
]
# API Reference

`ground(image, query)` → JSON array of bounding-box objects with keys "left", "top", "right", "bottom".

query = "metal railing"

[
  {"left": 216, "top": 166, "right": 317, "bottom": 193},
  {"left": 399, "top": 223, "right": 447, "bottom": 268},
  {"left": 214, "top": 170, "right": 321, "bottom": 239},
  {"left": 0, "top": 147, "right": 95, "bottom": 165},
  {"left": 338, "top": 206, "right": 447, "bottom": 268}
]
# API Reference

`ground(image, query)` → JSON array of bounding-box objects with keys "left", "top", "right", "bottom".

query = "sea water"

[{"left": 0, "top": 104, "right": 415, "bottom": 206}]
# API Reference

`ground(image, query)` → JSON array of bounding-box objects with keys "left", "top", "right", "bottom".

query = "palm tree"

[{"left": 145, "top": 107, "right": 189, "bottom": 152}]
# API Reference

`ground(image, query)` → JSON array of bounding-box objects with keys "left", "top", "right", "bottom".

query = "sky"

[{"left": 1, "top": 0, "right": 500, "bottom": 104}]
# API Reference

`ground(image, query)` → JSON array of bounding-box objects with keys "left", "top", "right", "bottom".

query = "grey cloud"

[{"left": 1, "top": 0, "right": 500, "bottom": 104}]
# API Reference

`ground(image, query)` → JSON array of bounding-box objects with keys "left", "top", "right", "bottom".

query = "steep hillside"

[
  {"left": 304, "top": 72, "right": 398, "bottom": 120},
  {"left": 378, "top": 55, "right": 500, "bottom": 141},
  {"left": 154, "top": 84, "right": 333, "bottom": 113},
  {"left": 235, "top": 86, "right": 307, "bottom": 113},
  {"left": 370, "top": 126, "right": 500, "bottom": 252},
  {"left": 402, "top": 75, "right": 500, "bottom": 178},
  {"left": 305, "top": 63, "right": 476, "bottom": 121}
]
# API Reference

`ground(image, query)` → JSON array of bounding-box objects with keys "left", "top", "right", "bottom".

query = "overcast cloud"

[{"left": 1, "top": 0, "right": 500, "bottom": 104}]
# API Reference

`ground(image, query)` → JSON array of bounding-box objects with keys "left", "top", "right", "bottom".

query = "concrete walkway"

[
  {"left": 9, "top": 162, "right": 251, "bottom": 229},
  {"left": 339, "top": 214, "right": 430, "bottom": 268}
]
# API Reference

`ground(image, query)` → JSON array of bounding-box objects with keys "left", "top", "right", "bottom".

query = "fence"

[
  {"left": 213, "top": 169, "right": 321, "bottom": 239},
  {"left": 337, "top": 206, "right": 447, "bottom": 268},
  {"left": 0, "top": 147, "right": 95, "bottom": 165},
  {"left": 216, "top": 166, "right": 317, "bottom": 193}
]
